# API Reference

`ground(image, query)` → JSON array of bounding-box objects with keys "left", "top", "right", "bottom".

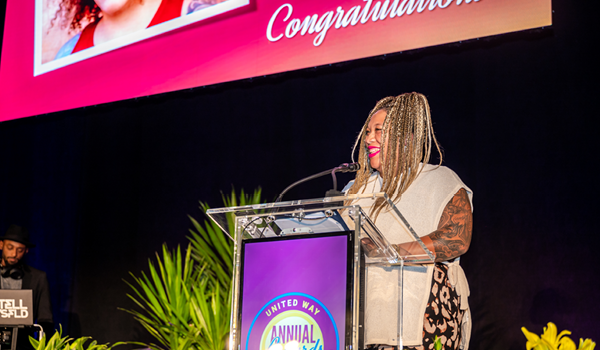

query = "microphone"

[
  {"left": 326, "top": 163, "right": 361, "bottom": 197},
  {"left": 275, "top": 162, "right": 361, "bottom": 202},
  {"left": 336, "top": 162, "right": 361, "bottom": 173}
]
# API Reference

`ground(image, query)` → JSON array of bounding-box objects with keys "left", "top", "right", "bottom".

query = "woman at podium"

[{"left": 344, "top": 93, "right": 473, "bottom": 350}]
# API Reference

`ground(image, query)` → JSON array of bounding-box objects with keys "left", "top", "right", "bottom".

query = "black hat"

[{"left": 0, "top": 225, "right": 36, "bottom": 248}]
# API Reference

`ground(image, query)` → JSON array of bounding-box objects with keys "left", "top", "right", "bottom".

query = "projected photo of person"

[
  {"left": 36, "top": 0, "right": 249, "bottom": 74},
  {"left": 53, "top": 0, "right": 209, "bottom": 58}
]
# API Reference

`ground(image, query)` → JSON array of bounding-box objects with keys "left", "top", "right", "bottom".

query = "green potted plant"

[
  {"left": 122, "top": 189, "right": 262, "bottom": 350},
  {"left": 30, "top": 326, "right": 122, "bottom": 350}
]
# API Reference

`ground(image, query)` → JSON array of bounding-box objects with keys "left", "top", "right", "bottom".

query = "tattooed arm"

[{"left": 394, "top": 188, "right": 473, "bottom": 262}]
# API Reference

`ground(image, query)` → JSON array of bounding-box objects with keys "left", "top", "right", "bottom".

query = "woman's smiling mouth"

[{"left": 368, "top": 146, "right": 380, "bottom": 158}]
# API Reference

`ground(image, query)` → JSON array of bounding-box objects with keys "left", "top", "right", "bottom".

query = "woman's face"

[
  {"left": 95, "top": 0, "right": 134, "bottom": 16},
  {"left": 365, "top": 109, "right": 386, "bottom": 173}
]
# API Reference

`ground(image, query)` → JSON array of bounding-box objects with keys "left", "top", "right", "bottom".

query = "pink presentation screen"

[{"left": 0, "top": 0, "right": 551, "bottom": 121}]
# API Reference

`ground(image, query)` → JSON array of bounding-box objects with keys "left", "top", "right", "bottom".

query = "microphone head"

[
  {"left": 338, "top": 163, "right": 361, "bottom": 172},
  {"left": 347, "top": 163, "right": 361, "bottom": 172}
]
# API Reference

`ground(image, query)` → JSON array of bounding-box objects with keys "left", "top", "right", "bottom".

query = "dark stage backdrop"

[{"left": 0, "top": 1, "right": 598, "bottom": 349}]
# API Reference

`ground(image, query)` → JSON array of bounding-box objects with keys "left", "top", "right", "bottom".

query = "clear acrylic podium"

[{"left": 206, "top": 192, "right": 434, "bottom": 350}]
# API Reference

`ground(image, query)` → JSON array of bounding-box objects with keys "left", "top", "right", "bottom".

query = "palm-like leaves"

[
  {"left": 189, "top": 274, "right": 231, "bottom": 350},
  {"left": 188, "top": 215, "right": 232, "bottom": 292},
  {"left": 188, "top": 188, "right": 263, "bottom": 291},
  {"left": 29, "top": 327, "right": 71, "bottom": 350},
  {"left": 123, "top": 188, "right": 262, "bottom": 350},
  {"left": 122, "top": 245, "right": 198, "bottom": 350},
  {"left": 29, "top": 327, "right": 121, "bottom": 350}
]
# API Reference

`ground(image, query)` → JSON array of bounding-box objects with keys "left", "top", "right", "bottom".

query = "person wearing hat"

[{"left": 0, "top": 224, "right": 53, "bottom": 349}]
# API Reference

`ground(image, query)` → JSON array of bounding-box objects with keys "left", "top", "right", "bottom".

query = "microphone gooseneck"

[{"left": 275, "top": 162, "right": 361, "bottom": 202}]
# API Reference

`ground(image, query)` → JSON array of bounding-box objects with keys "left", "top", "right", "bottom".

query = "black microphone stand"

[{"left": 275, "top": 163, "right": 360, "bottom": 202}]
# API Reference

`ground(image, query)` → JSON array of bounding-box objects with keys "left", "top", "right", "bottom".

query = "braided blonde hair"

[{"left": 347, "top": 93, "right": 442, "bottom": 216}]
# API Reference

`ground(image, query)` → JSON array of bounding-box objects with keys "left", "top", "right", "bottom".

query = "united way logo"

[{"left": 245, "top": 293, "right": 340, "bottom": 350}]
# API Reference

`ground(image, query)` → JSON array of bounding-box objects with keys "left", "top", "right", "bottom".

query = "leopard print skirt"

[{"left": 408, "top": 263, "right": 464, "bottom": 350}]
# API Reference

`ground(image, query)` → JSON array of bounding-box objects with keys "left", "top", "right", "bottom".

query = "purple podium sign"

[{"left": 239, "top": 232, "right": 351, "bottom": 350}]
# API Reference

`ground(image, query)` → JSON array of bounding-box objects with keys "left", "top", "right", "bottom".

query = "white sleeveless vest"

[{"left": 344, "top": 164, "right": 473, "bottom": 347}]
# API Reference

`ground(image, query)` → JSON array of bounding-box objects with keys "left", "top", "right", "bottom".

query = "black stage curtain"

[{"left": 0, "top": 0, "right": 598, "bottom": 348}]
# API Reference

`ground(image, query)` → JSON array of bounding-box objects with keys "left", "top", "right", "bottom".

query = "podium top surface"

[
  {"left": 206, "top": 193, "right": 435, "bottom": 264},
  {"left": 206, "top": 193, "right": 384, "bottom": 238},
  {"left": 206, "top": 192, "right": 381, "bottom": 214}
]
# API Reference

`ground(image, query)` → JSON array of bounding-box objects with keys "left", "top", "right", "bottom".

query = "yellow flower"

[
  {"left": 522, "top": 326, "right": 548, "bottom": 350},
  {"left": 578, "top": 338, "right": 596, "bottom": 350},
  {"left": 521, "top": 323, "right": 576, "bottom": 350},
  {"left": 542, "top": 323, "right": 576, "bottom": 350}
]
